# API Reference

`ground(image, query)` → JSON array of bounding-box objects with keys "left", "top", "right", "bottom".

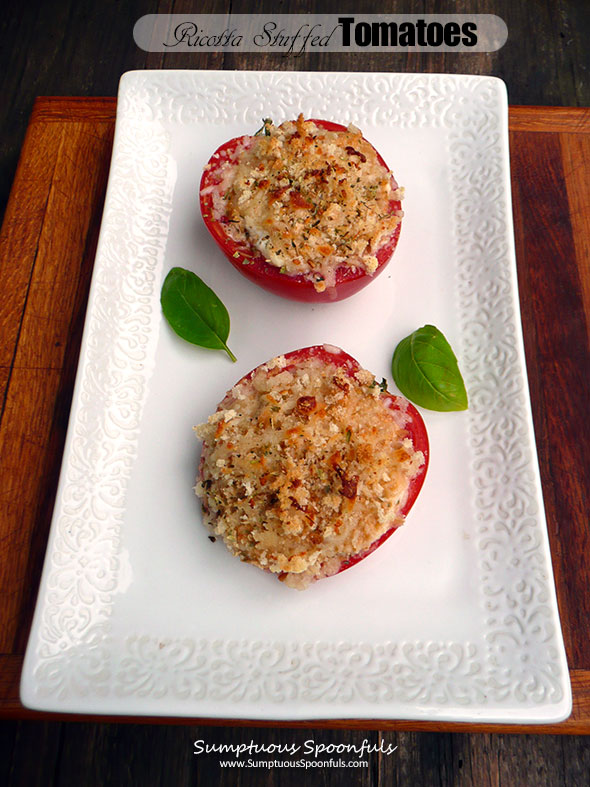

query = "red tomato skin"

[
  {"left": 199, "top": 121, "right": 402, "bottom": 303},
  {"left": 202, "top": 345, "right": 429, "bottom": 583}
]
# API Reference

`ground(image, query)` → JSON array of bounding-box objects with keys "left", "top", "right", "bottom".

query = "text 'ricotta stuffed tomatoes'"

[
  {"left": 194, "top": 345, "right": 428, "bottom": 589},
  {"left": 199, "top": 115, "right": 403, "bottom": 303}
]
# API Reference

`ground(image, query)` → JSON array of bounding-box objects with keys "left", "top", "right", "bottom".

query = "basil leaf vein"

[
  {"left": 392, "top": 325, "right": 468, "bottom": 411},
  {"left": 160, "top": 267, "right": 236, "bottom": 362}
]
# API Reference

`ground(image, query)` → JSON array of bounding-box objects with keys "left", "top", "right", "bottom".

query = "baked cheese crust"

[
  {"left": 203, "top": 115, "right": 403, "bottom": 292},
  {"left": 194, "top": 348, "right": 424, "bottom": 589}
]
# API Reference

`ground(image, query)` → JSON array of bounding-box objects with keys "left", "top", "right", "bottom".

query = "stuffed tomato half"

[
  {"left": 199, "top": 115, "right": 403, "bottom": 302},
  {"left": 194, "top": 345, "right": 428, "bottom": 589}
]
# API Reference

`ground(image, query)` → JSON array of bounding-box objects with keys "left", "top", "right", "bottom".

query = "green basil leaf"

[
  {"left": 160, "top": 267, "right": 236, "bottom": 362},
  {"left": 392, "top": 325, "right": 468, "bottom": 411}
]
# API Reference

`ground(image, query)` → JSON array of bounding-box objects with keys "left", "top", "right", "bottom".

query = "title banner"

[{"left": 134, "top": 14, "right": 507, "bottom": 54}]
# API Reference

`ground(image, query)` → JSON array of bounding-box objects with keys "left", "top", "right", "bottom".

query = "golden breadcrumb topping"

[
  {"left": 203, "top": 115, "right": 403, "bottom": 292},
  {"left": 194, "top": 349, "right": 424, "bottom": 589}
]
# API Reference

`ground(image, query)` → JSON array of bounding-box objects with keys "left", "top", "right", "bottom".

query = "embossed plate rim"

[{"left": 21, "top": 70, "right": 571, "bottom": 722}]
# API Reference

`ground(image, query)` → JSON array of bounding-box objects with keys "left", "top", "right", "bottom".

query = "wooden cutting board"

[{"left": 0, "top": 98, "right": 589, "bottom": 732}]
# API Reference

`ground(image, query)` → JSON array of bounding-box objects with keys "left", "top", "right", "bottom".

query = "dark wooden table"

[{"left": 1, "top": 1, "right": 590, "bottom": 784}]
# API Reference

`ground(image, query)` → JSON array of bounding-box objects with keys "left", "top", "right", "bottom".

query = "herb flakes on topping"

[{"left": 215, "top": 114, "right": 402, "bottom": 292}]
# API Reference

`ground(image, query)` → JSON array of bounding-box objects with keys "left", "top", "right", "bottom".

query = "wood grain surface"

[{"left": 0, "top": 98, "right": 589, "bottom": 739}]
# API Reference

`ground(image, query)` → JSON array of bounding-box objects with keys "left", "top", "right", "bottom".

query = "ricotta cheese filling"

[
  {"left": 206, "top": 115, "right": 403, "bottom": 293},
  {"left": 194, "top": 351, "right": 424, "bottom": 589}
]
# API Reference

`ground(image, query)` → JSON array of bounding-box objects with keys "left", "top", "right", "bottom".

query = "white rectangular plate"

[{"left": 21, "top": 70, "right": 571, "bottom": 722}]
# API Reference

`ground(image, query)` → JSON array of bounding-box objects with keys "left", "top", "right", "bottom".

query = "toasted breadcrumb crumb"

[
  {"left": 195, "top": 351, "right": 424, "bottom": 589},
  {"left": 206, "top": 115, "right": 402, "bottom": 292}
]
